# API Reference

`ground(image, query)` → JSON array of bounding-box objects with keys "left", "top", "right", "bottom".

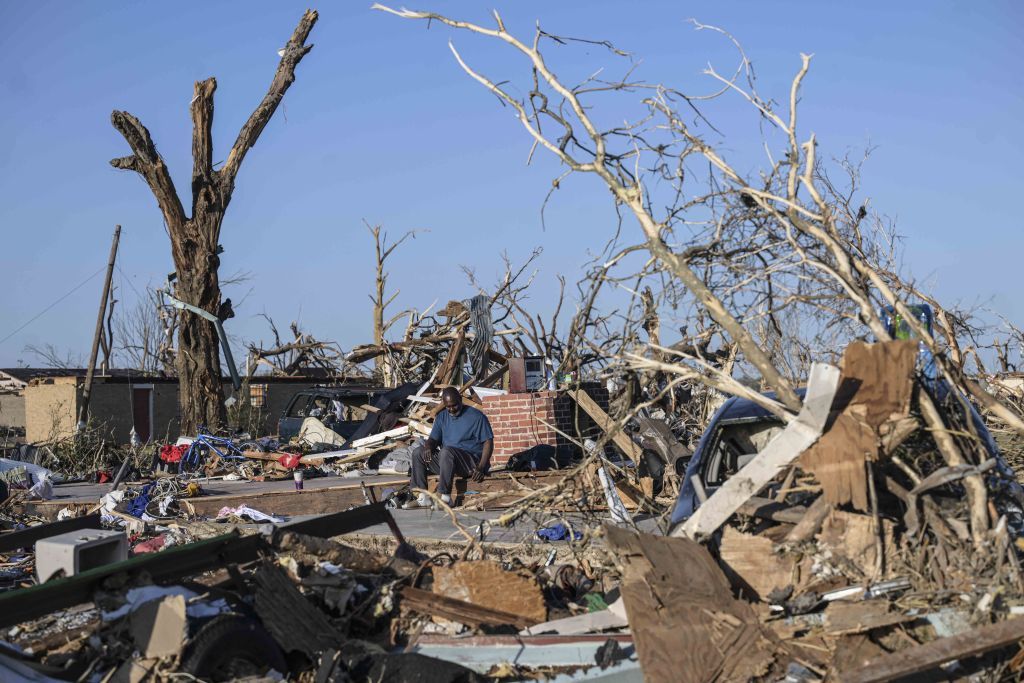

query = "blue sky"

[{"left": 1, "top": 1, "right": 1021, "bottom": 367}]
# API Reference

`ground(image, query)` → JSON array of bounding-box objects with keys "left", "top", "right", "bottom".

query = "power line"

[{"left": 0, "top": 266, "right": 107, "bottom": 346}]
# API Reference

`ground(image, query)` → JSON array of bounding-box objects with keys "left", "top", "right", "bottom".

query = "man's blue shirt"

[{"left": 429, "top": 405, "right": 494, "bottom": 456}]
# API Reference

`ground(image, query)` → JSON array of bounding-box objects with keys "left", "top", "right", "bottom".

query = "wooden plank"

[
  {"left": 719, "top": 526, "right": 795, "bottom": 601},
  {"left": 400, "top": 585, "right": 538, "bottom": 630},
  {"left": 351, "top": 425, "right": 411, "bottom": 448},
  {"left": 824, "top": 600, "right": 914, "bottom": 636},
  {"left": 785, "top": 495, "right": 831, "bottom": 543},
  {"left": 435, "top": 328, "right": 466, "bottom": 386},
  {"left": 736, "top": 496, "right": 807, "bottom": 524},
  {"left": 841, "top": 617, "right": 1024, "bottom": 683},
  {"left": 241, "top": 449, "right": 291, "bottom": 462},
  {"left": 182, "top": 480, "right": 407, "bottom": 517},
  {"left": 27, "top": 471, "right": 571, "bottom": 521},
  {"left": 188, "top": 472, "right": 568, "bottom": 517},
  {"left": 477, "top": 361, "right": 508, "bottom": 389},
  {"left": 399, "top": 418, "right": 433, "bottom": 437},
  {"left": 673, "top": 362, "right": 840, "bottom": 540},
  {"left": 568, "top": 389, "right": 641, "bottom": 463}
]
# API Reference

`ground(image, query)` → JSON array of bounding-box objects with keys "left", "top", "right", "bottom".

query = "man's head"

[{"left": 440, "top": 387, "right": 463, "bottom": 416}]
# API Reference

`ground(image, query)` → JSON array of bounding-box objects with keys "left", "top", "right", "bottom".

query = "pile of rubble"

[
  {"left": 2, "top": 337, "right": 1024, "bottom": 681},
  {"left": 0, "top": 502, "right": 631, "bottom": 681}
]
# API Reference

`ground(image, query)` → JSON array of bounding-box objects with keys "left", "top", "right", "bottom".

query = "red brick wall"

[{"left": 482, "top": 385, "right": 610, "bottom": 466}]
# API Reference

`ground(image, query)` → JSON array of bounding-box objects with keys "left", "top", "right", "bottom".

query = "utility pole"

[{"left": 78, "top": 225, "right": 121, "bottom": 430}]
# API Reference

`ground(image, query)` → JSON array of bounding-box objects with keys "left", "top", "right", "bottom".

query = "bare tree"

[
  {"left": 367, "top": 223, "right": 417, "bottom": 385},
  {"left": 113, "top": 286, "right": 176, "bottom": 375},
  {"left": 376, "top": 5, "right": 804, "bottom": 414},
  {"left": 109, "top": 10, "right": 319, "bottom": 433},
  {"left": 23, "top": 343, "right": 84, "bottom": 370},
  {"left": 246, "top": 314, "right": 356, "bottom": 380},
  {"left": 378, "top": 6, "right": 1024, "bottom": 545}
]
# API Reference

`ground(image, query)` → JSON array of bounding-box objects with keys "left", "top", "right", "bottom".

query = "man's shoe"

[
  {"left": 402, "top": 493, "right": 431, "bottom": 510},
  {"left": 439, "top": 493, "right": 452, "bottom": 507}
]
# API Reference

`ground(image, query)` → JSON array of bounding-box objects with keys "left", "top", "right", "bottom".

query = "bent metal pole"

[{"left": 78, "top": 225, "right": 121, "bottom": 430}]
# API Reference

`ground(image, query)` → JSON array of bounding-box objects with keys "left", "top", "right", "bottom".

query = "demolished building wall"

[
  {"left": 24, "top": 378, "right": 77, "bottom": 443},
  {"left": 482, "top": 385, "right": 609, "bottom": 466},
  {"left": 0, "top": 394, "right": 25, "bottom": 431},
  {"left": 25, "top": 376, "right": 331, "bottom": 443}
]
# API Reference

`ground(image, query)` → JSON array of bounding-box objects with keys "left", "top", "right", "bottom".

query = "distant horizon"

[{"left": 2, "top": 1, "right": 1021, "bottom": 369}]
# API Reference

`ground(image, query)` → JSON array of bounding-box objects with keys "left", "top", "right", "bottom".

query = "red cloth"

[
  {"left": 133, "top": 534, "right": 167, "bottom": 554},
  {"left": 277, "top": 453, "right": 301, "bottom": 469},
  {"left": 159, "top": 444, "right": 187, "bottom": 463}
]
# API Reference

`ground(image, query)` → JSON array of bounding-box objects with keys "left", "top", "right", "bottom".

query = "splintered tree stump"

[{"left": 109, "top": 10, "right": 318, "bottom": 433}]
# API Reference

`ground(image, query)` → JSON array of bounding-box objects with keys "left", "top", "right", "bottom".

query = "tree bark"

[{"left": 109, "top": 10, "right": 318, "bottom": 433}]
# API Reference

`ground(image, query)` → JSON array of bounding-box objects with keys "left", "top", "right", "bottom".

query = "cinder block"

[{"left": 36, "top": 529, "right": 128, "bottom": 582}]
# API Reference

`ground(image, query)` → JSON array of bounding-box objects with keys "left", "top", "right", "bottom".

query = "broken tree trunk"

[{"left": 109, "top": 10, "right": 318, "bottom": 433}]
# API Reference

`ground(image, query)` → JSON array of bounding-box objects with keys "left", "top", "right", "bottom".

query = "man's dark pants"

[{"left": 410, "top": 444, "right": 480, "bottom": 495}]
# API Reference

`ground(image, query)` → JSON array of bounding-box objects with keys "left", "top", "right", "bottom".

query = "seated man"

[{"left": 404, "top": 387, "right": 494, "bottom": 509}]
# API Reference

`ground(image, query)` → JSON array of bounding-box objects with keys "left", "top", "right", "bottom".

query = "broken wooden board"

[
  {"left": 784, "top": 495, "right": 831, "bottom": 544},
  {"left": 840, "top": 616, "right": 1024, "bottom": 683},
  {"left": 832, "top": 633, "right": 890, "bottom": 679},
  {"left": 567, "top": 389, "right": 641, "bottom": 463},
  {"left": 432, "top": 560, "right": 547, "bottom": 625},
  {"left": 815, "top": 509, "right": 897, "bottom": 579},
  {"left": 718, "top": 527, "right": 795, "bottom": 602},
  {"left": 674, "top": 362, "right": 840, "bottom": 540},
  {"left": 824, "top": 599, "right": 914, "bottom": 636},
  {"left": 736, "top": 496, "right": 808, "bottom": 524},
  {"left": 801, "top": 340, "right": 917, "bottom": 511},
  {"left": 177, "top": 478, "right": 409, "bottom": 518},
  {"left": 400, "top": 585, "right": 539, "bottom": 631},
  {"left": 604, "top": 524, "right": 779, "bottom": 683},
  {"left": 351, "top": 425, "right": 413, "bottom": 448},
  {"left": 239, "top": 449, "right": 283, "bottom": 462}
]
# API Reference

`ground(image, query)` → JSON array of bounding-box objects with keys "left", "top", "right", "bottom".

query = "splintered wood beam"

[
  {"left": 400, "top": 585, "right": 538, "bottom": 630},
  {"left": 841, "top": 617, "right": 1024, "bottom": 683},
  {"left": 567, "top": 389, "right": 641, "bottom": 463}
]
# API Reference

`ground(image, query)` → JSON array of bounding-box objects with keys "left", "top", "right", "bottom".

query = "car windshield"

[{"left": 701, "top": 418, "right": 785, "bottom": 487}]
